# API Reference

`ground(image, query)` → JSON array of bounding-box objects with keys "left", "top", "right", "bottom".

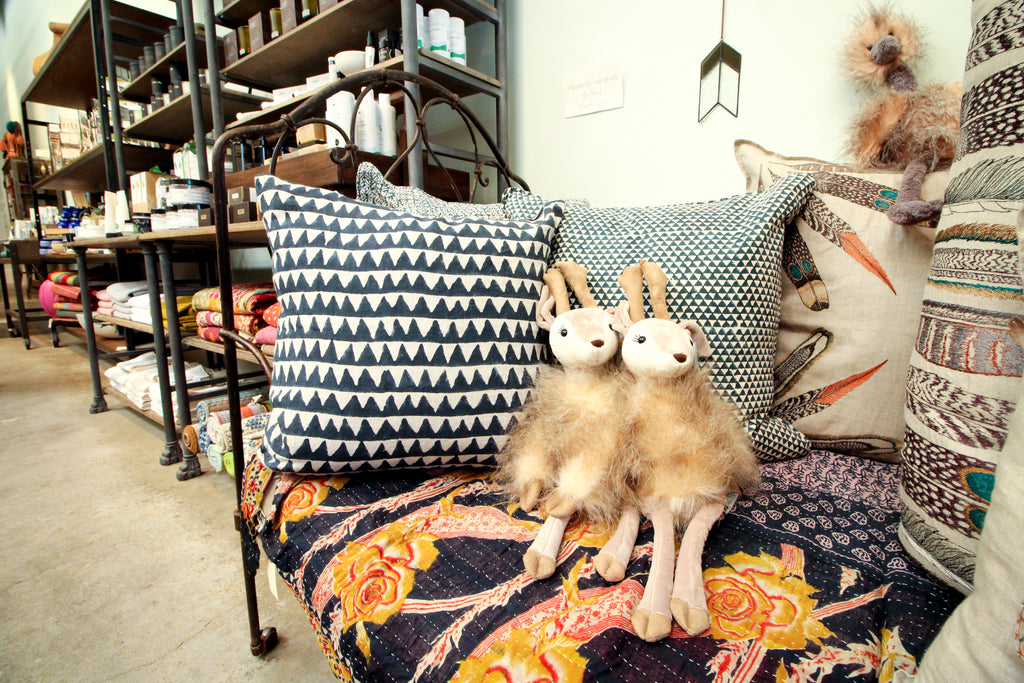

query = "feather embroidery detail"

[
  {"left": 772, "top": 361, "right": 887, "bottom": 422},
  {"left": 802, "top": 194, "right": 896, "bottom": 295}
]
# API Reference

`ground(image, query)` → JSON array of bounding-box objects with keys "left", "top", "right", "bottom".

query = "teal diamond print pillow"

[
  {"left": 256, "top": 174, "right": 561, "bottom": 473},
  {"left": 504, "top": 172, "right": 815, "bottom": 461}
]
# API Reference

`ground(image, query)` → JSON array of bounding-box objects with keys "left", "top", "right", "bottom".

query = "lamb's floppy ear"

[
  {"left": 537, "top": 284, "right": 556, "bottom": 330},
  {"left": 683, "top": 320, "right": 712, "bottom": 357},
  {"left": 610, "top": 301, "right": 634, "bottom": 334}
]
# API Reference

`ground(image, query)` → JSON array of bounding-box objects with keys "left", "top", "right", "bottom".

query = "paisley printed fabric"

[{"left": 246, "top": 450, "right": 960, "bottom": 682}]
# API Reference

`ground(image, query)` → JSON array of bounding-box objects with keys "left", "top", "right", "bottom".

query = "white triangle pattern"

[{"left": 254, "top": 175, "right": 559, "bottom": 474}]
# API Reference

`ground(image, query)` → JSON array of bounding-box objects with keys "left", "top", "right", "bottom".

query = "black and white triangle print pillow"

[
  {"left": 255, "top": 174, "right": 562, "bottom": 474},
  {"left": 505, "top": 173, "right": 816, "bottom": 462}
]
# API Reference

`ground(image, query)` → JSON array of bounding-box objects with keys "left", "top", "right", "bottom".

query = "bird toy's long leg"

[
  {"left": 631, "top": 506, "right": 675, "bottom": 642},
  {"left": 523, "top": 513, "right": 570, "bottom": 579},
  {"left": 670, "top": 501, "right": 724, "bottom": 635},
  {"left": 594, "top": 506, "right": 640, "bottom": 582},
  {"left": 886, "top": 158, "right": 943, "bottom": 225}
]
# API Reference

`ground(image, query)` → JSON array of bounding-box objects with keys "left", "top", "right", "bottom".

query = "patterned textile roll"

[
  {"left": 198, "top": 425, "right": 213, "bottom": 456},
  {"left": 182, "top": 424, "right": 200, "bottom": 454},
  {"left": 194, "top": 388, "right": 266, "bottom": 424},
  {"left": 205, "top": 401, "right": 271, "bottom": 431},
  {"left": 52, "top": 301, "right": 84, "bottom": 312}
]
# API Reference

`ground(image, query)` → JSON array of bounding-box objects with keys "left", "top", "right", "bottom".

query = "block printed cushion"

[
  {"left": 735, "top": 140, "right": 948, "bottom": 462},
  {"left": 899, "top": 0, "right": 1024, "bottom": 593},
  {"left": 356, "top": 162, "right": 508, "bottom": 221},
  {"left": 504, "top": 173, "right": 816, "bottom": 462},
  {"left": 255, "top": 174, "right": 562, "bottom": 474}
]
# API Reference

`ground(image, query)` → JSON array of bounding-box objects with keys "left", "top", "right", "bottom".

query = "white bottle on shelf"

[
  {"left": 416, "top": 4, "right": 426, "bottom": 49},
  {"left": 326, "top": 90, "right": 356, "bottom": 149},
  {"left": 377, "top": 92, "right": 397, "bottom": 156},
  {"left": 429, "top": 8, "right": 450, "bottom": 58},
  {"left": 356, "top": 90, "right": 381, "bottom": 153},
  {"left": 449, "top": 16, "right": 466, "bottom": 65}
]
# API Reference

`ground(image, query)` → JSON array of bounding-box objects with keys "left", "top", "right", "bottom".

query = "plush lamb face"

[
  {"left": 549, "top": 308, "right": 619, "bottom": 369},
  {"left": 621, "top": 318, "right": 709, "bottom": 379}
]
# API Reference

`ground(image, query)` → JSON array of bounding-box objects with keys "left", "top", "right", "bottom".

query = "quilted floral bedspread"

[{"left": 242, "top": 451, "right": 962, "bottom": 682}]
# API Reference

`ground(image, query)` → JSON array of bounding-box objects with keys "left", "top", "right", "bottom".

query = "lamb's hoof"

[
  {"left": 524, "top": 550, "right": 555, "bottom": 579},
  {"left": 631, "top": 608, "right": 672, "bottom": 642},
  {"left": 671, "top": 597, "right": 710, "bottom": 635},
  {"left": 520, "top": 482, "right": 542, "bottom": 512},
  {"left": 886, "top": 199, "right": 942, "bottom": 225},
  {"left": 593, "top": 551, "right": 626, "bottom": 583}
]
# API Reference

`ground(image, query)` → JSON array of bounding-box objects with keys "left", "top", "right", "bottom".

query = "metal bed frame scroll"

[{"left": 210, "top": 70, "right": 528, "bottom": 656}]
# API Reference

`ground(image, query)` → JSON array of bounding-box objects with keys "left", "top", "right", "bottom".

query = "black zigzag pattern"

[{"left": 254, "top": 175, "right": 560, "bottom": 474}]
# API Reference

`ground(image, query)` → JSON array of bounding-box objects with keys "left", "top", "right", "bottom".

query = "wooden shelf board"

[
  {"left": 62, "top": 323, "right": 126, "bottom": 355},
  {"left": 22, "top": 1, "right": 175, "bottom": 110},
  {"left": 121, "top": 33, "right": 219, "bottom": 102},
  {"left": 105, "top": 384, "right": 165, "bottom": 426},
  {"left": 222, "top": 148, "right": 470, "bottom": 202},
  {"left": 32, "top": 144, "right": 173, "bottom": 193},
  {"left": 142, "top": 222, "right": 269, "bottom": 247},
  {"left": 218, "top": 0, "right": 496, "bottom": 28},
  {"left": 94, "top": 312, "right": 155, "bottom": 334},
  {"left": 68, "top": 234, "right": 142, "bottom": 250},
  {"left": 221, "top": 0, "right": 499, "bottom": 91},
  {"left": 183, "top": 335, "right": 264, "bottom": 366},
  {"left": 125, "top": 86, "right": 268, "bottom": 145},
  {"left": 216, "top": 0, "right": 271, "bottom": 26}
]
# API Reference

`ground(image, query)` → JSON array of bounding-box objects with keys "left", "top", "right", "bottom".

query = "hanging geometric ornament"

[{"left": 698, "top": 0, "right": 741, "bottom": 122}]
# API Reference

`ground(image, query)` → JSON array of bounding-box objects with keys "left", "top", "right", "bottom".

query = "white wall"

[
  {"left": 506, "top": 0, "right": 971, "bottom": 206},
  {"left": 0, "top": 1, "right": 971, "bottom": 210}
]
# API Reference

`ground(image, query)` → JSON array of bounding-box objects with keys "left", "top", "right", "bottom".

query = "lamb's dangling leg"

[
  {"left": 594, "top": 506, "right": 640, "bottom": 582},
  {"left": 670, "top": 501, "right": 724, "bottom": 634},
  {"left": 523, "top": 513, "right": 570, "bottom": 579},
  {"left": 886, "top": 158, "right": 943, "bottom": 225},
  {"left": 631, "top": 506, "right": 675, "bottom": 642}
]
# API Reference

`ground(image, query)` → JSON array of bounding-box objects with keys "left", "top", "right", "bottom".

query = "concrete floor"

[{"left": 0, "top": 324, "right": 337, "bottom": 681}]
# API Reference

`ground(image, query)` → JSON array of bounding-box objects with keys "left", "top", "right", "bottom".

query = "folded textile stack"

[
  {"left": 105, "top": 281, "right": 149, "bottom": 321},
  {"left": 149, "top": 362, "right": 215, "bottom": 419},
  {"left": 103, "top": 351, "right": 159, "bottom": 396},
  {"left": 163, "top": 295, "right": 198, "bottom": 333},
  {"left": 254, "top": 301, "right": 280, "bottom": 358},
  {"left": 128, "top": 292, "right": 152, "bottom": 325},
  {"left": 95, "top": 289, "right": 114, "bottom": 317},
  {"left": 43, "top": 271, "right": 100, "bottom": 321},
  {"left": 191, "top": 283, "right": 276, "bottom": 343}
]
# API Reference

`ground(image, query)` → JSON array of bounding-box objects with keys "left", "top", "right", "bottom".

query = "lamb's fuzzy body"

[
  {"left": 625, "top": 369, "right": 759, "bottom": 522},
  {"left": 497, "top": 364, "right": 629, "bottom": 523}
]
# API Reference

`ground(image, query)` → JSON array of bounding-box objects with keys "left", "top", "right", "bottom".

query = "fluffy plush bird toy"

[{"left": 843, "top": 4, "right": 961, "bottom": 225}]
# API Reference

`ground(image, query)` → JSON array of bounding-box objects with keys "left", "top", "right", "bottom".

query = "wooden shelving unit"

[
  {"left": 121, "top": 33, "right": 221, "bottom": 102},
  {"left": 22, "top": 1, "right": 173, "bottom": 111},
  {"left": 32, "top": 144, "right": 173, "bottom": 193},
  {"left": 125, "top": 86, "right": 269, "bottom": 145}
]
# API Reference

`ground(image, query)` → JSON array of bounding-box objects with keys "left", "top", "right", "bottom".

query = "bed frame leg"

[{"left": 235, "top": 510, "right": 278, "bottom": 656}]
